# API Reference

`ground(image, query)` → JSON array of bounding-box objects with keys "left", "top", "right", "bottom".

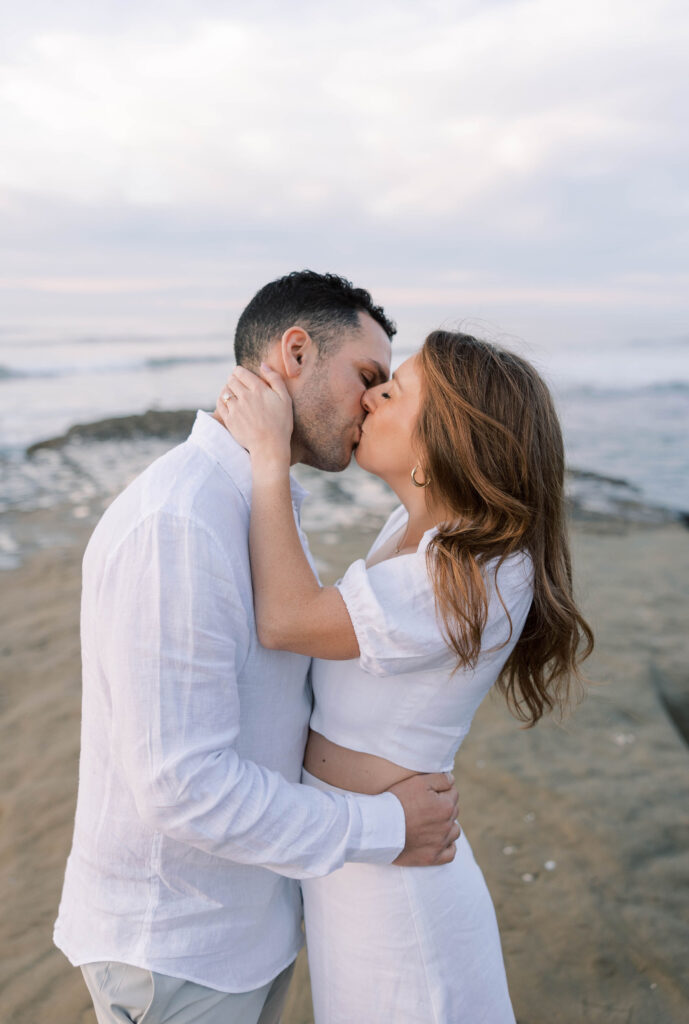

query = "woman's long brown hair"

[{"left": 415, "top": 330, "right": 593, "bottom": 727}]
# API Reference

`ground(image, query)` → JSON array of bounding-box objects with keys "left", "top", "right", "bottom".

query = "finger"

[
  {"left": 227, "top": 371, "right": 253, "bottom": 394},
  {"left": 225, "top": 370, "right": 242, "bottom": 388},
  {"left": 440, "top": 794, "right": 456, "bottom": 827},
  {"left": 439, "top": 792, "right": 459, "bottom": 828},
  {"left": 437, "top": 843, "right": 458, "bottom": 865},
  {"left": 426, "top": 771, "right": 454, "bottom": 793},
  {"left": 216, "top": 386, "right": 240, "bottom": 424},
  {"left": 232, "top": 365, "right": 263, "bottom": 390},
  {"left": 260, "top": 362, "right": 290, "bottom": 396}
]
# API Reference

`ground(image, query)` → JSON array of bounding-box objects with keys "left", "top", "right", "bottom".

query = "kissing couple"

[{"left": 55, "top": 270, "right": 592, "bottom": 1023}]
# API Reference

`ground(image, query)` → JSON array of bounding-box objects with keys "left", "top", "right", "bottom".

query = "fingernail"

[
  {"left": 445, "top": 771, "right": 454, "bottom": 783},
  {"left": 260, "top": 361, "right": 269, "bottom": 371}
]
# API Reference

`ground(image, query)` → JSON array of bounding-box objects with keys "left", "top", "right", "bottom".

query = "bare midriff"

[{"left": 303, "top": 729, "right": 423, "bottom": 795}]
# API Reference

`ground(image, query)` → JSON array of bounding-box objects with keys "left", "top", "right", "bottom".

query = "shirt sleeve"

[
  {"left": 336, "top": 546, "right": 534, "bottom": 676},
  {"left": 335, "top": 548, "right": 453, "bottom": 676},
  {"left": 97, "top": 511, "right": 405, "bottom": 879}
]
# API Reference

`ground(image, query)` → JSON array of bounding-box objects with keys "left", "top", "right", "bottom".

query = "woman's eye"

[{"left": 381, "top": 391, "right": 391, "bottom": 400}]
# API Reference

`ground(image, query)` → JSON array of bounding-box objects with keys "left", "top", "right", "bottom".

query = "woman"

[{"left": 217, "top": 330, "right": 593, "bottom": 1023}]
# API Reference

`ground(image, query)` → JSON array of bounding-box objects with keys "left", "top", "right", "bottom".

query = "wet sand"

[{"left": 1, "top": 517, "right": 688, "bottom": 1023}]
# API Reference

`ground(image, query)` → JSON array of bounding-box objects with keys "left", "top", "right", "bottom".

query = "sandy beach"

[{"left": 1, "top": 513, "right": 688, "bottom": 1023}]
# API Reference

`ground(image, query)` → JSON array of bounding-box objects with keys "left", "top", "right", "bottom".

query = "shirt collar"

[{"left": 189, "top": 410, "right": 309, "bottom": 511}]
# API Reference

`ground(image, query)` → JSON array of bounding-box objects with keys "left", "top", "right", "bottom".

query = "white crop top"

[{"left": 309, "top": 505, "right": 534, "bottom": 773}]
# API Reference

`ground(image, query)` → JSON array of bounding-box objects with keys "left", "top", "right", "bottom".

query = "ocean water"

[{"left": 1, "top": 327, "right": 687, "bottom": 569}]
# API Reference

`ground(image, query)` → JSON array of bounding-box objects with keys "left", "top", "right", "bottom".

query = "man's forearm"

[{"left": 124, "top": 739, "right": 405, "bottom": 877}]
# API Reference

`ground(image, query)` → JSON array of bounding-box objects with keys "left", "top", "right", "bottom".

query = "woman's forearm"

[
  {"left": 215, "top": 361, "right": 358, "bottom": 658},
  {"left": 249, "top": 459, "right": 322, "bottom": 649}
]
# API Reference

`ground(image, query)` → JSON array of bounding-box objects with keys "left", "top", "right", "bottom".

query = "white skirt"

[{"left": 301, "top": 769, "right": 516, "bottom": 1024}]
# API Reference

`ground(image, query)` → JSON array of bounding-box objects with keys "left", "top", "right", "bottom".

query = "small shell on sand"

[
  {"left": 521, "top": 873, "right": 535, "bottom": 883},
  {"left": 502, "top": 845, "right": 517, "bottom": 855},
  {"left": 544, "top": 860, "right": 557, "bottom": 871},
  {"left": 524, "top": 811, "right": 536, "bottom": 822}
]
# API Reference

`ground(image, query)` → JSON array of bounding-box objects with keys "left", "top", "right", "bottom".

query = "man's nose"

[{"left": 361, "top": 389, "right": 375, "bottom": 413}]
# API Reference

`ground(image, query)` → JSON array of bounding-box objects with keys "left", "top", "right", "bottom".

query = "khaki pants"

[{"left": 80, "top": 959, "right": 295, "bottom": 1024}]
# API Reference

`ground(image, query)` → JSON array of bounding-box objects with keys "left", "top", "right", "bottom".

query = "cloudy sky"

[{"left": 1, "top": 0, "right": 687, "bottom": 350}]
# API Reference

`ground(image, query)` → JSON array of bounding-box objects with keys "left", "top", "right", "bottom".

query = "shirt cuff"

[{"left": 344, "top": 791, "right": 406, "bottom": 865}]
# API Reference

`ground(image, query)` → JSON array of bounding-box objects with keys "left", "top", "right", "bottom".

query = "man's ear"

[{"left": 280, "top": 327, "right": 314, "bottom": 380}]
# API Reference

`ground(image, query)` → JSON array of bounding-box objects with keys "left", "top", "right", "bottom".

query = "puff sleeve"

[
  {"left": 335, "top": 543, "right": 534, "bottom": 677},
  {"left": 335, "top": 542, "right": 452, "bottom": 676}
]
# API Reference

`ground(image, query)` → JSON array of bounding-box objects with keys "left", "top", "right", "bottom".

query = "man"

[{"left": 54, "top": 271, "right": 459, "bottom": 1024}]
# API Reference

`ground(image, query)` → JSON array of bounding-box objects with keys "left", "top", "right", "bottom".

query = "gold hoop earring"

[{"left": 411, "top": 465, "right": 431, "bottom": 488}]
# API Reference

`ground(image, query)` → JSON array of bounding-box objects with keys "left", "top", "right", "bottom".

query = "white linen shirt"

[{"left": 53, "top": 411, "right": 405, "bottom": 993}]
